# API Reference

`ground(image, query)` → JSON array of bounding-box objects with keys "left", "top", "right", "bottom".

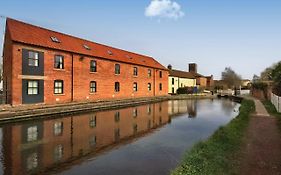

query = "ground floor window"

[
  {"left": 115, "top": 82, "right": 120, "bottom": 92},
  {"left": 54, "top": 80, "right": 63, "bottom": 94},
  {"left": 27, "top": 81, "right": 39, "bottom": 95},
  {"left": 159, "top": 83, "right": 162, "bottom": 91},
  {"left": 133, "top": 82, "right": 138, "bottom": 91},
  {"left": 148, "top": 83, "right": 151, "bottom": 91},
  {"left": 90, "top": 81, "right": 97, "bottom": 93}
]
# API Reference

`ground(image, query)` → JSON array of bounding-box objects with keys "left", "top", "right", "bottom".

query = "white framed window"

[
  {"left": 27, "top": 81, "right": 39, "bottom": 95},
  {"left": 54, "top": 144, "right": 64, "bottom": 162},
  {"left": 148, "top": 83, "right": 151, "bottom": 91},
  {"left": 28, "top": 51, "right": 39, "bottom": 67},
  {"left": 133, "top": 82, "right": 138, "bottom": 91},
  {"left": 90, "top": 81, "right": 97, "bottom": 93}
]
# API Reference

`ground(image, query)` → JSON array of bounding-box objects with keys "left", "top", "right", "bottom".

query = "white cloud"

[{"left": 145, "top": 0, "right": 185, "bottom": 20}]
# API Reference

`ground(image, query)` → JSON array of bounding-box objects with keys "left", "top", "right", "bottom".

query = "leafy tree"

[
  {"left": 221, "top": 67, "right": 242, "bottom": 89},
  {"left": 271, "top": 62, "right": 281, "bottom": 96},
  {"left": 252, "top": 74, "right": 260, "bottom": 83}
]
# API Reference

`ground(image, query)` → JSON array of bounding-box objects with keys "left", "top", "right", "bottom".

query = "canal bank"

[
  {"left": 0, "top": 94, "right": 215, "bottom": 123},
  {"left": 171, "top": 99, "right": 255, "bottom": 175}
]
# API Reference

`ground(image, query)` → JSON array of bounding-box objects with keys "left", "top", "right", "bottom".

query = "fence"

[{"left": 271, "top": 92, "right": 281, "bottom": 113}]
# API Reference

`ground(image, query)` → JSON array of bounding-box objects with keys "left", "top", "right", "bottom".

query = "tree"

[
  {"left": 271, "top": 62, "right": 281, "bottom": 96},
  {"left": 221, "top": 67, "right": 242, "bottom": 89}
]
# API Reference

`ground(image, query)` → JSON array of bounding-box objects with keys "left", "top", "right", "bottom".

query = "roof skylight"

[
  {"left": 50, "top": 36, "right": 60, "bottom": 43},
  {"left": 107, "top": 50, "right": 113, "bottom": 55},
  {"left": 83, "top": 44, "right": 91, "bottom": 50}
]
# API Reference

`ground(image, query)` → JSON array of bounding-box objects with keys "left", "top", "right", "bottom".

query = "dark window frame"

[
  {"left": 28, "top": 50, "right": 39, "bottom": 67},
  {"left": 54, "top": 80, "right": 64, "bottom": 94},
  {"left": 90, "top": 60, "right": 97, "bottom": 72},
  {"left": 159, "top": 83, "right": 162, "bottom": 91},
  {"left": 54, "top": 55, "right": 64, "bottom": 69},
  {"left": 148, "top": 69, "right": 152, "bottom": 77},
  {"left": 172, "top": 78, "right": 174, "bottom": 85},
  {"left": 159, "top": 71, "right": 162, "bottom": 78},
  {"left": 148, "top": 83, "right": 151, "bottom": 91},
  {"left": 115, "top": 82, "right": 120, "bottom": 92},
  {"left": 90, "top": 81, "right": 97, "bottom": 93},
  {"left": 115, "top": 64, "right": 120, "bottom": 74},
  {"left": 133, "top": 67, "right": 138, "bottom": 76},
  {"left": 133, "top": 82, "right": 138, "bottom": 91}
]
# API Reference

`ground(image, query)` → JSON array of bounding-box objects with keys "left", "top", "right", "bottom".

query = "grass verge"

[
  {"left": 262, "top": 100, "right": 281, "bottom": 130},
  {"left": 171, "top": 99, "right": 255, "bottom": 175}
]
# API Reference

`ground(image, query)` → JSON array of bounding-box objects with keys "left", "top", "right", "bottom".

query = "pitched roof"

[
  {"left": 169, "top": 69, "right": 196, "bottom": 79},
  {"left": 6, "top": 18, "right": 166, "bottom": 70}
]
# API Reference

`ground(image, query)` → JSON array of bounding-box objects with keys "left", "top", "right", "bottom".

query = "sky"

[{"left": 0, "top": 0, "right": 281, "bottom": 80}]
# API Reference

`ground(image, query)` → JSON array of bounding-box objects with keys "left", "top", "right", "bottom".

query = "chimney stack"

[
  {"left": 167, "top": 64, "right": 172, "bottom": 70},
  {"left": 189, "top": 63, "right": 197, "bottom": 73}
]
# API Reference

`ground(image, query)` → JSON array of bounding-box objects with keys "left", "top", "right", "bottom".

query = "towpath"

[{"left": 240, "top": 99, "right": 281, "bottom": 175}]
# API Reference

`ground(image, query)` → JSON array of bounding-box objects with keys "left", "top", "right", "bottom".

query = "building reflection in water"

[
  {"left": 3, "top": 101, "right": 191, "bottom": 175},
  {"left": 168, "top": 100, "right": 197, "bottom": 118}
]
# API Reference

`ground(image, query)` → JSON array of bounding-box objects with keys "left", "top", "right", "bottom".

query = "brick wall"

[{"left": 5, "top": 43, "right": 168, "bottom": 105}]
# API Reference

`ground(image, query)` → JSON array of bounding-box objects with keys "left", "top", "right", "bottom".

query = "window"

[
  {"left": 115, "top": 64, "right": 120, "bottom": 74},
  {"left": 83, "top": 44, "right": 91, "bottom": 50},
  {"left": 115, "top": 111, "right": 120, "bottom": 122},
  {"left": 133, "top": 82, "right": 138, "bottom": 91},
  {"left": 89, "top": 136, "right": 96, "bottom": 147},
  {"left": 50, "top": 36, "right": 60, "bottom": 43},
  {"left": 26, "top": 153, "right": 38, "bottom": 171},
  {"left": 148, "top": 83, "right": 151, "bottom": 91},
  {"left": 90, "top": 81, "right": 97, "bottom": 93},
  {"left": 148, "top": 69, "right": 152, "bottom": 77},
  {"left": 159, "top": 83, "right": 162, "bottom": 91},
  {"left": 159, "top": 71, "right": 162, "bottom": 78},
  {"left": 28, "top": 51, "right": 39, "bottom": 67},
  {"left": 27, "top": 81, "right": 39, "bottom": 95},
  {"left": 54, "top": 80, "right": 63, "bottom": 94},
  {"left": 172, "top": 78, "right": 174, "bottom": 85},
  {"left": 90, "top": 115, "right": 96, "bottom": 128},
  {"left": 133, "top": 67, "right": 138, "bottom": 76},
  {"left": 133, "top": 108, "right": 138, "bottom": 117},
  {"left": 115, "top": 82, "right": 120, "bottom": 92},
  {"left": 147, "top": 105, "right": 151, "bottom": 115},
  {"left": 90, "top": 60, "right": 97, "bottom": 72},
  {"left": 115, "top": 128, "right": 120, "bottom": 141},
  {"left": 27, "top": 126, "right": 38, "bottom": 142},
  {"left": 54, "top": 145, "right": 64, "bottom": 162},
  {"left": 54, "top": 122, "right": 63, "bottom": 136},
  {"left": 54, "top": 55, "right": 64, "bottom": 69}
]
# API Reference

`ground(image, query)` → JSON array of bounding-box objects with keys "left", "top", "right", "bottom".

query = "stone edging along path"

[{"left": 0, "top": 94, "right": 215, "bottom": 123}]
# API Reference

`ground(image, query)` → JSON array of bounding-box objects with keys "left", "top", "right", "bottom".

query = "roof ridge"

[{"left": 7, "top": 18, "right": 154, "bottom": 59}]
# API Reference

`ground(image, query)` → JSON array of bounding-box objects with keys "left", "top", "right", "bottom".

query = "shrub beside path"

[{"left": 239, "top": 99, "right": 281, "bottom": 175}]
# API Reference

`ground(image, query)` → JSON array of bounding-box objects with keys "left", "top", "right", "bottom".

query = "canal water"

[{"left": 0, "top": 99, "right": 239, "bottom": 175}]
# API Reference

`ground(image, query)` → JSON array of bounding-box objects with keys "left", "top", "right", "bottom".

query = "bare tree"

[{"left": 221, "top": 67, "right": 242, "bottom": 89}]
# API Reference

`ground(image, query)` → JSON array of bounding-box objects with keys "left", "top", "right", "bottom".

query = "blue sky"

[{"left": 0, "top": 0, "right": 281, "bottom": 79}]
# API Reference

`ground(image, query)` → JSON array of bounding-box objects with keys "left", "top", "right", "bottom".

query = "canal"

[{"left": 0, "top": 99, "right": 239, "bottom": 175}]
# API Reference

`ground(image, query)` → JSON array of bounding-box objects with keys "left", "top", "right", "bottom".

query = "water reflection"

[
  {"left": 0, "top": 99, "right": 238, "bottom": 175},
  {"left": 2, "top": 102, "right": 172, "bottom": 175}
]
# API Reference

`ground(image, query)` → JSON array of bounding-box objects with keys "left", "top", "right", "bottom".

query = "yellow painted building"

[{"left": 168, "top": 69, "right": 196, "bottom": 94}]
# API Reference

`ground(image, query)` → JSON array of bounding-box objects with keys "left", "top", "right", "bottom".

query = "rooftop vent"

[
  {"left": 50, "top": 36, "right": 60, "bottom": 43},
  {"left": 107, "top": 50, "right": 113, "bottom": 55},
  {"left": 83, "top": 44, "right": 91, "bottom": 50}
]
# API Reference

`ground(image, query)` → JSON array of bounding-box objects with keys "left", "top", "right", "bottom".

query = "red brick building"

[{"left": 3, "top": 18, "right": 168, "bottom": 105}]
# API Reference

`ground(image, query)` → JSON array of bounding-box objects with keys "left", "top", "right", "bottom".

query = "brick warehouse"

[{"left": 3, "top": 18, "right": 168, "bottom": 105}]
